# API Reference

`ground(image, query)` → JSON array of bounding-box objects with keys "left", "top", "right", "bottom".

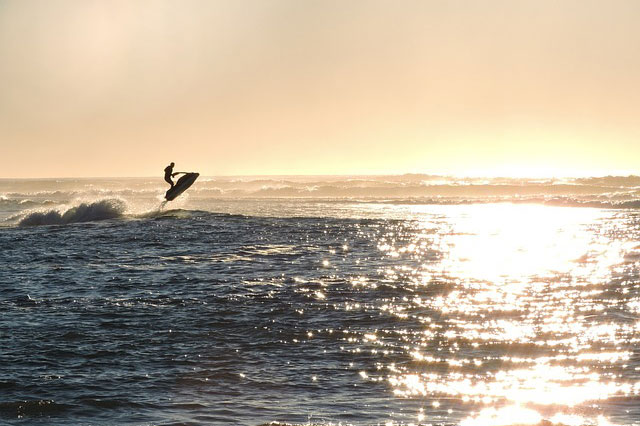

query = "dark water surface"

[{"left": 3, "top": 211, "right": 422, "bottom": 425}]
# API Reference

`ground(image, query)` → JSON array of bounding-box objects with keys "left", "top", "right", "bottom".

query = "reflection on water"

[
  {"left": 2, "top": 198, "right": 639, "bottom": 425},
  {"left": 356, "top": 204, "right": 639, "bottom": 425}
]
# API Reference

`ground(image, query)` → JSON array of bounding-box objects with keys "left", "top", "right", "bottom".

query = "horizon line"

[{"left": 1, "top": 172, "right": 639, "bottom": 180}]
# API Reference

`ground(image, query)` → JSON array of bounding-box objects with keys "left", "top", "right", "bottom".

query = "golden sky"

[{"left": 1, "top": 0, "right": 639, "bottom": 178}]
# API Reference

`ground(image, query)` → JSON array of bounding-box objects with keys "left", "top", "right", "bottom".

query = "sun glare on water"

[{"left": 364, "top": 204, "right": 640, "bottom": 426}]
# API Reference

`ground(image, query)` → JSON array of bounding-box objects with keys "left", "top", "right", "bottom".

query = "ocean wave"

[
  {"left": 18, "top": 199, "right": 127, "bottom": 227},
  {"left": 0, "top": 198, "right": 57, "bottom": 209},
  {"left": 544, "top": 198, "right": 640, "bottom": 209},
  {"left": 6, "top": 188, "right": 160, "bottom": 198},
  {"left": 574, "top": 175, "right": 640, "bottom": 187},
  {"left": 136, "top": 208, "right": 201, "bottom": 220},
  {"left": 375, "top": 196, "right": 640, "bottom": 209},
  {"left": 185, "top": 182, "right": 638, "bottom": 199}
]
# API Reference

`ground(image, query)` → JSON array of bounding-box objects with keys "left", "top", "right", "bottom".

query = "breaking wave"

[{"left": 18, "top": 199, "right": 127, "bottom": 227}]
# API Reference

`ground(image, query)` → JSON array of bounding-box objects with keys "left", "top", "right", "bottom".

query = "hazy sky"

[{"left": 1, "top": 0, "right": 639, "bottom": 178}]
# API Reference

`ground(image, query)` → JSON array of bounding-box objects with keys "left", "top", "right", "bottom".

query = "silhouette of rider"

[{"left": 164, "top": 162, "right": 176, "bottom": 188}]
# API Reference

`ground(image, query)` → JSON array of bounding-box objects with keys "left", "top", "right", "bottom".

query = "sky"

[{"left": 1, "top": 0, "right": 639, "bottom": 178}]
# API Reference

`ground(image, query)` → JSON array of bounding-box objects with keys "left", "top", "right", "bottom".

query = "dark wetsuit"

[{"left": 164, "top": 165, "right": 174, "bottom": 187}]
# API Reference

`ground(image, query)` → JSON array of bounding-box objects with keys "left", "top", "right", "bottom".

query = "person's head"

[{"left": 170, "top": 162, "right": 175, "bottom": 167}]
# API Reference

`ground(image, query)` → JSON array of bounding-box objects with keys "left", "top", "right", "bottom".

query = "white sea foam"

[{"left": 18, "top": 199, "right": 127, "bottom": 227}]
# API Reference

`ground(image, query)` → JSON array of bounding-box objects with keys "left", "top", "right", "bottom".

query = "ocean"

[{"left": 1, "top": 175, "right": 639, "bottom": 426}]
